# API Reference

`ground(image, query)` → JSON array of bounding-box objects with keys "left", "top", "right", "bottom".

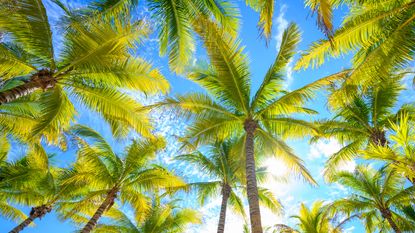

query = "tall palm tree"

[
  {"left": 59, "top": 125, "right": 185, "bottom": 233},
  {"left": 92, "top": 198, "right": 201, "bottom": 233},
  {"left": 155, "top": 20, "right": 346, "bottom": 233},
  {"left": 315, "top": 78, "right": 414, "bottom": 180},
  {"left": 0, "top": 0, "right": 169, "bottom": 142},
  {"left": 362, "top": 112, "right": 415, "bottom": 184},
  {"left": 296, "top": 0, "right": 415, "bottom": 98},
  {"left": 272, "top": 201, "right": 353, "bottom": 233},
  {"left": 176, "top": 140, "right": 282, "bottom": 233},
  {"left": 330, "top": 166, "right": 415, "bottom": 233}
]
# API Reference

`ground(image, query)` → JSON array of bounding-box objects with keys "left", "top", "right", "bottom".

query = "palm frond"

[
  {"left": 0, "top": 0, "right": 55, "bottom": 68},
  {"left": 0, "top": 43, "right": 36, "bottom": 79},
  {"left": 252, "top": 23, "right": 301, "bottom": 110},
  {"left": 256, "top": 129, "right": 317, "bottom": 185},
  {"left": 68, "top": 83, "right": 152, "bottom": 138},
  {"left": 193, "top": 18, "right": 250, "bottom": 113}
]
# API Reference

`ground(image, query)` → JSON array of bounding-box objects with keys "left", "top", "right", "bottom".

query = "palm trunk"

[
  {"left": 9, "top": 205, "right": 52, "bottom": 233},
  {"left": 80, "top": 187, "right": 118, "bottom": 233},
  {"left": 217, "top": 183, "right": 231, "bottom": 233},
  {"left": 244, "top": 119, "right": 263, "bottom": 233},
  {"left": 382, "top": 209, "right": 401, "bottom": 233},
  {"left": 0, "top": 70, "right": 56, "bottom": 104}
]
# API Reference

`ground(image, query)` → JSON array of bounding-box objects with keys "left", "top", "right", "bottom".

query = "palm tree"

[
  {"left": 59, "top": 125, "right": 185, "bottom": 233},
  {"left": 92, "top": 198, "right": 201, "bottom": 233},
  {"left": 0, "top": 144, "right": 72, "bottom": 233},
  {"left": 176, "top": 140, "right": 283, "bottom": 233},
  {"left": 272, "top": 201, "right": 354, "bottom": 233},
  {"left": 330, "top": 166, "right": 415, "bottom": 233},
  {"left": 0, "top": 0, "right": 169, "bottom": 142},
  {"left": 362, "top": 112, "right": 415, "bottom": 184},
  {"left": 296, "top": 0, "right": 415, "bottom": 97},
  {"left": 315, "top": 78, "right": 414, "bottom": 180},
  {"left": 155, "top": 20, "right": 346, "bottom": 233},
  {"left": 0, "top": 136, "right": 27, "bottom": 225}
]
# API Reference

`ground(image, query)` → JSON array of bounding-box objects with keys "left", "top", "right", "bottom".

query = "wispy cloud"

[{"left": 274, "top": 4, "right": 294, "bottom": 89}]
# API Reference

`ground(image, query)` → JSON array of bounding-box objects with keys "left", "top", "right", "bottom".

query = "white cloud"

[
  {"left": 274, "top": 4, "right": 294, "bottom": 89},
  {"left": 275, "top": 4, "right": 289, "bottom": 49},
  {"left": 308, "top": 139, "right": 342, "bottom": 159}
]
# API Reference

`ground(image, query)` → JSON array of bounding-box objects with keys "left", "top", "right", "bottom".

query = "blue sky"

[{"left": 3, "top": 0, "right": 414, "bottom": 232}]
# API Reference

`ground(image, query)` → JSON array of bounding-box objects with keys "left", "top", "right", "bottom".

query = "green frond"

[
  {"left": 69, "top": 124, "right": 114, "bottom": 156},
  {"left": 124, "top": 137, "right": 166, "bottom": 174},
  {"left": 257, "top": 187, "right": 283, "bottom": 215},
  {"left": 246, "top": 0, "right": 275, "bottom": 41},
  {"left": 323, "top": 140, "right": 364, "bottom": 182},
  {"left": 32, "top": 87, "right": 76, "bottom": 144},
  {"left": 183, "top": 117, "right": 242, "bottom": 147},
  {"left": 197, "top": 0, "right": 240, "bottom": 34},
  {"left": 256, "top": 70, "right": 348, "bottom": 116},
  {"left": 126, "top": 166, "right": 185, "bottom": 191},
  {"left": 149, "top": 0, "right": 195, "bottom": 73},
  {"left": 63, "top": 58, "right": 170, "bottom": 94},
  {"left": 261, "top": 117, "right": 318, "bottom": 139},
  {"left": 58, "top": 18, "right": 149, "bottom": 75},
  {"left": 0, "top": 201, "right": 27, "bottom": 223},
  {"left": 252, "top": 23, "right": 301, "bottom": 110},
  {"left": 154, "top": 93, "right": 239, "bottom": 120},
  {"left": 305, "top": 0, "right": 334, "bottom": 37},
  {"left": 193, "top": 18, "right": 250, "bottom": 113},
  {"left": 190, "top": 181, "right": 221, "bottom": 206},
  {"left": 228, "top": 190, "right": 246, "bottom": 217},
  {"left": 256, "top": 129, "right": 317, "bottom": 185},
  {"left": 0, "top": 133, "right": 10, "bottom": 161},
  {"left": 0, "top": 43, "right": 36, "bottom": 79},
  {"left": 89, "top": 0, "right": 140, "bottom": 18},
  {"left": 294, "top": 2, "right": 414, "bottom": 70},
  {"left": 175, "top": 152, "right": 219, "bottom": 177},
  {"left": 68, "top": 83, "right": 152, "bottom": 138},
  {"left": 0, "top": 0, "right": 55, "bottom": 68}
]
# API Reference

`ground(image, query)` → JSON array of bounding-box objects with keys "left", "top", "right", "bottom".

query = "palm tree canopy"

[
  {"left": 92, "top": 198, "right": 201, "bottom": 233},
  {"left": 362, "top": 112, "right": 415, "bottom": 182},
  {"left": 316, "top": 78, "right": 415, "bottom": 180},
  {"left": 57, "top": 125, "right": 185, "bottom": 225},
  {"left": 0, "top": 0, "right": 169, "bottom": 144},
  {"left": 330, "top": 166, "right": 415, "bottom": 232},
  {"left": 296, "top": 0, "right": 415, "bottom": 99}
]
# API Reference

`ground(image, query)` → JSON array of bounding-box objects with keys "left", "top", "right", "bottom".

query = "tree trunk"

[
  {"left": 217, "top": 183, "right": 231, "bottom": 233},
  {"left": 0, "top": 70, "right": 56, "bottom": 104},
  {"left": 80, "top": 187, "right": 118, "bottom": 233},
  {"left": 370, "top": 129, "right": 387, "bottom": 146},
  {"left": 9, "top": 205, "right": 52, "bottom": 233},
  {"left": 244, "top": 119, "right": 263, "bottom": 233},
  {"left": 382, "top": 209, "right": 401, "bottom": 233}
]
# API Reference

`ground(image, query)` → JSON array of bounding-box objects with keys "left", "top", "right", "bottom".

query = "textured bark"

[
  {"left": 80, "top": 187, "right": 118, "bottom": 233},
  {"left": 9, "top": 205, "right": 52, "bottom": 233},
  {"left": 382, "top": 208, "right": 401, "bottom": 233},
  {"left": 217, "top": 183, "right": 231, "bottom": 233},
  {"left": 370, "top": 129, "right": 387, "bottom": 146},
  {"left": 0, "top": 69, "right": 56, "bottom": 104},
  {"left": 244, "top": 119, "right": 263, "bottom": 233}
]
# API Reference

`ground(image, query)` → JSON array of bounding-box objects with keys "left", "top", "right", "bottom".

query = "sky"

[{"left": 2, "top": 0, "right": 414, "bottom": 232}]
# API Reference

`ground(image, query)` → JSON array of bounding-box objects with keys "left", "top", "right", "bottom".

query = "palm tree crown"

[
  {"left": 330, "top": 166, "right": 415, "bottom": 233},
  {"left": 58, "top": 125, "right": 184, "bottom": 233},
  {"left": 155, "top": 18, "right": 346, "bottom": 232},
  {"left": 176, "top": 140, "right": 282, "bottom": 233},
  {"left": 316, "top": 78, "right": 414, "bottom": 180},
  {"left": 0, "top": 0, "right": 169, "bottom": 143}
]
